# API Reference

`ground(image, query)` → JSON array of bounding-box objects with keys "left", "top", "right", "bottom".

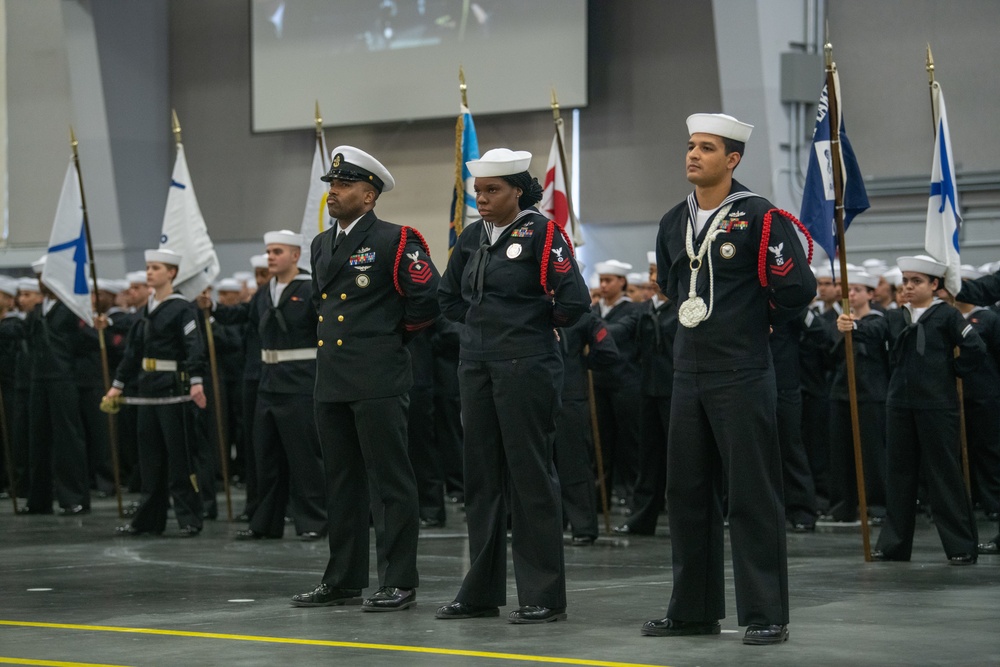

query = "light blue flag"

[{"left": 449, "top": 104, "right": 479, "bottom": 249}]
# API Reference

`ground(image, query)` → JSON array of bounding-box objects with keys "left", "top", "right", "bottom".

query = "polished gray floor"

[{"left": 2, "top": 493, "right": 998, "bottom": 667}]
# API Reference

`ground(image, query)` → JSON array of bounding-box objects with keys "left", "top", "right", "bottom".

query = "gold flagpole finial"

[
  {"left": 926, "top": 43, "right": 935, "bottom": 84},
  {"left": 459, "top": 65, "right": 468, "bottom": 108},
  {"left": 550, "top": 87, "right": 561, "bottom": 122},
  {"left": 171, "top": 108, "right": 182, "bottom": 146},
  {"left": 823, "top": 20, "right": 834, "bottom": 70},
  {"left": 69, "top": 125, "right": 79, "bottom": 157},
  {"left": 314, "top": 99, "right": 323, "bottom": 135}
]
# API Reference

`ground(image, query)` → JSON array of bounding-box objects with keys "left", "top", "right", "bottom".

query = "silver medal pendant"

[{"left": 678, "top": 296, "right": 708, "bottom": 328}]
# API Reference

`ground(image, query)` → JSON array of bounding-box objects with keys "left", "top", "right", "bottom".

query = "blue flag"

[
  {"left": 449, "top": 104, "right": 479, "bottom": 249},
  {"left": 799, "top": 73, "right": 869, "bottom": 264}
]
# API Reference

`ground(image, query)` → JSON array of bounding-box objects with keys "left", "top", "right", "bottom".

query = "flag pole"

[
  {"left": 315, "top": 100, "right": 327, "bottom": 172},
  {"left": 173, "top": 111, "right": 233, "bottom": 522},
  {"left": 451, "top": 67, "right": 468, "bottom": 245},
  {"left": 550, "top": 88, "right": 580, "bottom": 247},
  {"left": 926, "top": 46, "right": 973, "bottom": 497},
  {"left": 70, "top": 126, "right": 124, "bottom": 518},
  {"left": 825, "top": 39, "right": 872, "bottom": 561}
]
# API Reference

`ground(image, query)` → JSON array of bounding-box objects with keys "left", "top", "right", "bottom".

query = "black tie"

[{"left": 334, "top": 230, "right": 346, "bottom": 251}]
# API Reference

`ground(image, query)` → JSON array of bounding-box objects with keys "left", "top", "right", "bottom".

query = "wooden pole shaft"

[{"left": 201, "top": 311, "right": 233, "bottom": 521}]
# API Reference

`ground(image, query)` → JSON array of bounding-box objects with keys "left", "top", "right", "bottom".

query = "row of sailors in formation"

[{"left": 1, "top": 248, "right": 998, "bottom": 553}]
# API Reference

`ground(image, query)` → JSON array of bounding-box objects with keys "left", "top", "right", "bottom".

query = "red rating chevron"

[
  {"left": 769, "top": 260, "right": 795, "bottom": 277},
  {"left": 409, "top": 262, "right": 433, "bottom": 284}
]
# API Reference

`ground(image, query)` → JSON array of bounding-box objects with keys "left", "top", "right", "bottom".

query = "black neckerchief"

[{"left": 469, "top": 210, "right": 534, "bottom": 305}]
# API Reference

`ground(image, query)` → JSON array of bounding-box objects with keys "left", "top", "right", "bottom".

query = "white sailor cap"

[
  {"left": 861, "top": 258, "right": 888, "bottom": 277},
  {"left": 250, "top": 254, "right": 269, "bottom": 269},
  {"left": 897, "top": 254, "right": 947, "bottom": 278},
  {"left": 466, "top": 148, "right": 533, "bottom": 178},
  {"left": 0, "top": 276, "right": 19, "bottom": 297},
  {"left": 883, "top": 266, "right": 904, "bottom": 287},
  {"left": 686, "top": 113, "right": 753, "bottom": 142},
  {"left": 812, "top": 263, "right": 833, "bottom": 279},
  {"left": 321, "top": 145, "right": 395, "bottom": 193},
  {"left": 960, "top": 264, "right": 983, "bottom": 281},
  {"left": 125, "top": 271, "right": 147, "bottom": 285},
  {"left": 31, "top": 255, "right": 47, "bottom": 274},
  {"left": 263, "top": 229, "right": 303, "bottom": 247},
  {"left": 626, "top": 272, "right": 646, "bottom": 285},
  {"left": 846, "top": 270, "right": 879, "bottom": 289},
  {"left": 216, "top": 278, "right": 242, "bottom": 292},
  {"left": 96, "top": 278, "right": 123, "bottom": 295},
  {"left": 595, "top": 259, "right": 632, "bottom": 277},
  {"left": 587, "top": 272, "right": 600, "bottom": 289},
  {"left": 232, "top": 271, "right": 254, "bottom": 286},
  {"left": 647, "top": 251, "right": 657, "bottom": 265},
  {"left": 831, "top": 263, "right": 859, "bottom": 280},
  {"left": 18, "top": 277, "right": 41, "bottom": 293},
  {"left": 145, "top": 248, "right": 182, "bottom": 266}
]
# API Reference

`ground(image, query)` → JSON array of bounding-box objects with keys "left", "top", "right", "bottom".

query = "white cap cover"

[
  {"left": 126, "top": 271, "right": 147, "bottom": 285},
  {"left": 96, "top": 278, "right": 123, "bottom": 294},
  {"left": 31, "top": 255, "right": 47, "bottom": 274},
  {"left": 883, "top": 266, "right": 904, "bottom": 287},
  {"left": 0, "top": 276, "right": 19, "bottom": 297},
  {"left": 250, "top": 254, "right": 269, "bottom": 269},
  {"left": 846, "top": 270, "right": 879, "bottom": 289},
  {"left": 647, "top": 251, "right": 657, "bottom": 265},
  {"left": 216, "top": 278, "right": 242, "bottom": 292},
  {"left": 232, "top": 271, "right": 254, "bottom": 285},
  {"left": 264, "top": 229, "right": 304, "bottom": 247},
  {"left": 594, "top": 259, "right": 632, "bottom": 277},
  {"left": 466, "top": 148, "right": 533, "bottom": 178},
  {"left": 18, "top": 277, "right": 41, "bottom": 293},
  {"left": 897, "top": 254, "right": 947, "bottom": 278},
  {"left": 960, "top": 264, "right": 983, "bottom": 281},
  {"left": 145, "top": 248, "right": 183, "bottom": 266},
  {"left": 686, "top": 113, "right": 753, "bottom": 142}
]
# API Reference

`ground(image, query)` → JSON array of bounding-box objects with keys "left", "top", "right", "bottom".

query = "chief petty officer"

[{"left": 292, "top": 146, "right": 440, "bottom": 612}]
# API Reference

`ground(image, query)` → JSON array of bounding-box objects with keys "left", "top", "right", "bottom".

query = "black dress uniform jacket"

[
  {"left": 310, "top": 210, "right": 440, "bottom": 592},
  {"left": 311, "top": 210, "right": 439, "bottom": 401},
  {"left": 114, "top": 295, "right": 205, "bottom": 395}
]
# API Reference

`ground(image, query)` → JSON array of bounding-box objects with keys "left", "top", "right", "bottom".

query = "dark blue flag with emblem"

[
  {"left": 799, "top": 72, "right": 869, "bottom": 264},
  {"left": 42, "top": 159, "right": 93, "bottom": 325}
]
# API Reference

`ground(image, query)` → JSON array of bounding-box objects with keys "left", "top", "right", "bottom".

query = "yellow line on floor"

[
  {"left": 0, "top": 658, "right": 131, "bottom": 667},
  {"left": 0, "top": 620, "right": 669, "bottom": 667}
]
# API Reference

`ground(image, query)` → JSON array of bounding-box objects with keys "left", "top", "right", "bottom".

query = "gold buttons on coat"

[
  {"left": 322, "top": 293, "right": 327, "bottom": 300},
  {"left": 318, "top": 340, "right": 324, "bottom": 347},
  {"left": 340, "top": 293, "right": 347, "bottom": 300},
  {"left": 318, "top": 316, "right": 324, "bottom": 322},
  {"left": 338, "top": 315, "right": 344, "bottom": 322},
  {"left": 337, "top": 339, "right": 343, "bottom": 346}
]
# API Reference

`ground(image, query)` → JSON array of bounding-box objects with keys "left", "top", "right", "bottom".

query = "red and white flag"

[{"left": 539, "top": 128, "right": 584, "bottom": 248}]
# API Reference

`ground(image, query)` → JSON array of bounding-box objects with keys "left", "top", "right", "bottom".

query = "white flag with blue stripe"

[
  {"left": 299, "top": 132, "right": 331, "bottom": 269},
  {"left": 159, "top": 144, "right": 220, "bottom": 299},
  {"left": 42, "top": 159, "right": 93, "bottom": 326},
  {"left": 924, "top": 81, "right": 962, "bottom": 296}
]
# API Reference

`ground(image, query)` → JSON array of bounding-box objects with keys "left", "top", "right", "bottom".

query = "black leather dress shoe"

[
  {"left": 978, "top": 539, "right": 999, "bottom": 554},
  {"left": 419, "top": 518, "right": 445, "bottom": 528},
  {"left": 571, "top": 535, "right": 596, "bottom": 546},
  {"left": 290, "top": 584, "right": 363, "bottom": 607},
  {"left": 948, "top": 553, "right": 976, "bottom": 565},
  {"left": 177, "top": 525, "right": 201, "bottom": 537},
  {"left": 115, "top": 524, "right": 160, "bottom": 537},
  {"left": 508, "top": 606, "right": 567, "bottom": 624},
  {"left": 60, "top": 505, "right": 90, "bottom": 516},
  {"left": 235, "top": 529, "right": 266, "bottom": 540},
  {"left": 17, "top": 506, "right": 53, "bottom": 516},
  {"left": 362, "top": 587, "right": 416, "bottom": 612},
  {"left": 434, "top": 601, "right": 500, "bottom": 619},
  {"left": 869, "top": 549, "right": 897, "bottom": 562},
  {"left": 235, "top": 512, "right": 251, "bottom": 522},
  {"left": 613, "top": 524, "right": 654, "bottom": 536},
  {"left": 641, "top": 617, "right": 721, "bottom": 637},
  {"left": 791, "top": 521, "right": 815, "bottom": 533},
  {"left": 298, "top": 531, "right": 323, "bottom": 541},
  {"left": 743, "top": 624, "right": 789, "bottom": 645}
]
